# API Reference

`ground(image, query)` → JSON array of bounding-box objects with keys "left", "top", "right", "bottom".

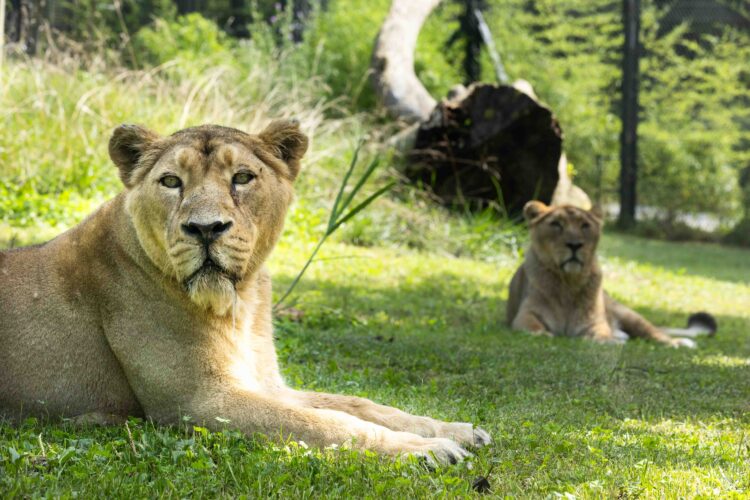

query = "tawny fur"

[
  {"left": 506, "top": 201, "right": 697, "bottom": 348},
  {"left": 0, "top": 121, "right": 489, "bottom": 465}
]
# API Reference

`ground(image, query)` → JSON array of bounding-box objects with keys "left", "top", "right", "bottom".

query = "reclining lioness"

[
  {"left": 507, "top": 201, "right": 716, "bottom": 347},
  {"left": 0, "top": 121, "right": 489, "bottom": 464}
]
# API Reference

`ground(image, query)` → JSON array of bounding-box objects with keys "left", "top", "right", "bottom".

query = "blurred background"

[{"left": 0, "top": 0, "right": 748, "bottom": 248}]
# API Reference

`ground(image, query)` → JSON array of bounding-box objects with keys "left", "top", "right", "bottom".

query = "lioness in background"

[
  {"left": 0, "top": 121, "right": 489, "bottom": 465},
  {"left": 507, "top": 201, "right": 716, "bottom": 347}
]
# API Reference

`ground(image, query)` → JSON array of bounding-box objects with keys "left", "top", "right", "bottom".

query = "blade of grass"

[
  {"left": 273, "top": 235, "right": 329, "bottom": 310},
  {"left": 328, "top": 140, "right": 364, "bottom": 229},
  {"left": 330, "top": 181, "right": 396, "bottom": 232},
  {"left": 338, "top": 157, "right": 381, "bottom": 214},
  {"left": 275, "top": 147, "right": 392, "bottom": 311}
]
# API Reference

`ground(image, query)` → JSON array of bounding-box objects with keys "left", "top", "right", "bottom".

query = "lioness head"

[
  {"left": 523, "top": 200, "right": 603, "bottom": 275},
  {"left": 109, "top": 121, "right": 308, "bottom": 315}
]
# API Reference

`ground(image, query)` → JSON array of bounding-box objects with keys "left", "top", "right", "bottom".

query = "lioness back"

[{"left": 0, "top": 201, "right": 142, "bottom": 418}]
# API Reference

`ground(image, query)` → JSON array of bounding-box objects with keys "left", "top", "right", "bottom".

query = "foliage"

[
  {"left": 279, "top": 0, "right": 468, "bottom": 111},
  {"left": 480, "top": 0, "right": 748, "bottom": 221},
  {"left": 723, "top": 219, "right": 750, "bottom": 246},
  {"left": 0, "top": 6, "right": 344, "bottom": 227},
  {"left": 638, "top": 21, "right": 748, "bottom": 219},
  {"left": 48, "top": 0, "right": 176, "bottom": 57},
  {"left": 416, "top": 1, "right": 466, "bottom": 99},
  {"left": 296, "top": 0, "right": 390, "bottom": 111},
  {"left": 133, "top": 13, "right": 233, "bottom": 68},
  {"left": 0, "top": 33, "right": 523, "bottom": 258},
  {"left": 8, "top": 0, "right": 748, "bottom": 222}
]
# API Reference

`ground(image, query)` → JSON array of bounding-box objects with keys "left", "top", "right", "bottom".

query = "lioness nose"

[
  {"left": 182, "top": 220, "right": 233, "bottom": 244},
  {"left": 566, "top": 242, "right": 583, "bottom": 252}
]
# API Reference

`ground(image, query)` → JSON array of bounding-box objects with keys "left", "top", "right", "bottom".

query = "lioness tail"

[{"left": 663, "top": 312, "right": 718, "bottom": 338}]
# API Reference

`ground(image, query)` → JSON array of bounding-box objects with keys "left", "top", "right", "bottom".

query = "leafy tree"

[{"left": 482, "top": 0, "right": 748, "bottom": 221}]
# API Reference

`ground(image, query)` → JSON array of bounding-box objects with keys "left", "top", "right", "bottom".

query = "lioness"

[
  {"left": 0, "top": 121, "right": 489, "bottom": 464},
  {"left": 507, "top": 201, "right": 716, "bottom": 347}
]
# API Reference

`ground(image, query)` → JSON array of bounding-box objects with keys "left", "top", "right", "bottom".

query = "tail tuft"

[{"left": 687, "top": 312, "right": 718, "bottom": 337}]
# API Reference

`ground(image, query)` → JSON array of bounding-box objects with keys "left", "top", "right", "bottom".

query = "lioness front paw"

[
  {"left": 436, "top": 422, "right": 492, "bottom": 447},
  {"left": 473, "top": 427, "right": 492, "bottom": 447},
  {"left": 671, "top": 337, "right": 697, "bottom": 349},
  {"left": 407, "top": 437, "right": 471, "bottom": 466}
]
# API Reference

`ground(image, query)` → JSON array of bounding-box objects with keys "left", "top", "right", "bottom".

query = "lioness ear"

[
  {"left": 523, "top": 200, "right": 549, "bottom": 223},
  {"left": 589, "top": 204, "right": 604, "bottom": 221},
  {"left": 109, "top": 124, "right": 161, "bottom": 187},
  {"left": 259, "top": 119, "right": 309, "bottom": 180}
]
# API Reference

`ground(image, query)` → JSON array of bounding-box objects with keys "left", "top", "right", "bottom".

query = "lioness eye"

[
  {"left": 582, "top": 222, "right": 591, "bottom": 230},
  {"left": 233, "top": 171, "right": 255, "bottom": 185},
  {"left": 160, "top": 175, "right": 182, "bottom": 189},
  {"left": 550, "top": 221, "right": 563, "bottom": 230}
]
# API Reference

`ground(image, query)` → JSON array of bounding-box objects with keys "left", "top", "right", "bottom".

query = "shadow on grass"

[
  {"left": 600, "top": 232, "right": 750, "bottom": 285},
  {"left": 273, "top": 271, "right": 750, "bottom": 424}
]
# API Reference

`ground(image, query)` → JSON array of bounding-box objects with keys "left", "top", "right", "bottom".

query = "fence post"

[
  {"left": 618, "top": 0, "right": 640, "bottom": 228},
  {"left": 462, "top": 0, "right": 483, "bottom": 84},
  {"left": 176, "top": 0, "right": 200, "bottom": 15},
  {"left": 1, "top": 0, "right": 5, "bottom": 83}
]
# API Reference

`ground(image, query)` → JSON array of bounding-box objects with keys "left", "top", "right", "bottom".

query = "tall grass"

[
  {"left": 0, "top": 14, "right": 522, "bottom": 260},
  {"left": 0, "top": 30, "right": 352, "bottom": 227}
]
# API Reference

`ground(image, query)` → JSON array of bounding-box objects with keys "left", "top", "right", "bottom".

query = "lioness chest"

[
  {"left": 525, "top": 272, "right": 607, "bottom": 337},
  {"left": 99, "top": 271, "right": 286, "bottom": 420}
]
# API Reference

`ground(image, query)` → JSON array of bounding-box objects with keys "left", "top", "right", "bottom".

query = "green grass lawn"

[{"left": 1, "top": 221, "right": 748, "bottom": 498}]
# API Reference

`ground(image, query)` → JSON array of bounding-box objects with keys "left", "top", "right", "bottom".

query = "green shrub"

[
  {"left": 300, "top": 0, "right": 391, "bottom": 111},
  {"left": 134, "top": 13, "right": 234, "bottom": 68}
]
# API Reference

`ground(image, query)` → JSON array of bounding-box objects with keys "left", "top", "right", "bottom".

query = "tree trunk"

[
  {"left": 619, "top": 0, "right": 641, "bottom": 228},
  {"left": 370, "top": 0, "right": 441, "bottom": 123},
  {"left": 372, "top": 0, "right": 590, "bottom": 214},
  {"left": 176, "top": 0, "right": 202, "bottom": 15},
  {"left": 724, "top": 166, "right": 750, "bottom": 246},
  {"left": 1, "top": 0, "right": 6, "bottom": 81},
  {"left": 8, "top": 0, "right": 21, "bottom": 43}
]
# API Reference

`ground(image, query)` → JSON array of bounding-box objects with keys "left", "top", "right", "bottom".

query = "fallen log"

[{"left": 409, "top": 82, "right": 566, "bottom": 213}]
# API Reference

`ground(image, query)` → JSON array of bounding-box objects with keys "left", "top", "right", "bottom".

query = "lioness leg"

[
  {"left": 71, "top": 412, "right": 128, "bottom": 426},
  {"left": 607, "top": 299, "right": 694, "bottom": 348},
  {"left": 586, "top": 321, "right": 623, "bottom": 344},
  {"left": 511, "top": 308, "right": 552, "bottom": 336},
  {"left": 190, "top": 388, "right": 470, "bottom": 465},
  {"left": 285, "top": 390, "right": 491, "bottom": 447}
]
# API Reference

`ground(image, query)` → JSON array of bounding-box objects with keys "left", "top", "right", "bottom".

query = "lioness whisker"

[
  {"left": 221, "top": 244, "right": 247, "bottom": 253},
  {"left": 169, "top": 246, "right": 197, "bottom": 258}
]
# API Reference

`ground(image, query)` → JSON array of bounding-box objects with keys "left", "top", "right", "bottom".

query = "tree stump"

[{"left": 407, "top": 83, "right": 566, "bottom": 214}]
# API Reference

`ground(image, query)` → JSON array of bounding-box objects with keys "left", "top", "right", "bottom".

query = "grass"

[{"left": 1, "top": 213, "right": 749, "bottom": 497}]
